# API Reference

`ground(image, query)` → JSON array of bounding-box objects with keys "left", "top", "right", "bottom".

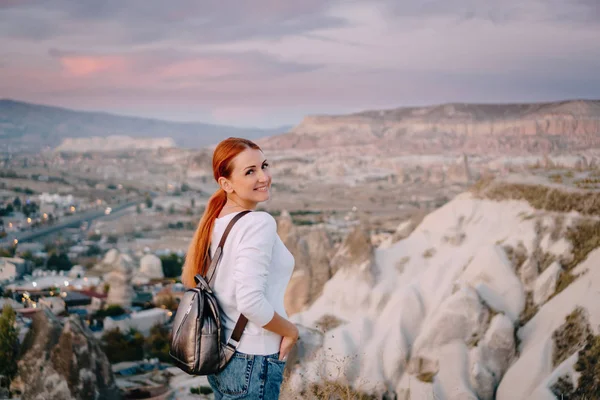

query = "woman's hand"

[{"left": 279, "top": 328, "right": 299, "bottom": 361}]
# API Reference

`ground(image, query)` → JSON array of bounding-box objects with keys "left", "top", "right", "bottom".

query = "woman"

[{"left": 182, "top": 137, "right": 298, "bottom": 399}]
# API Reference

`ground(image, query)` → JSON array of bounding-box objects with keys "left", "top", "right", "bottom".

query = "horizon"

[
  {"left": 1, "top": 1, "right": 599, "bottom": 128},
  {"left": 3, "top": 96, "right": 600, "bottom": 131}
]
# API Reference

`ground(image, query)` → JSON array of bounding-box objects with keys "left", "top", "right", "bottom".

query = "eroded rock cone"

[
  {"left": 278, "top": 211, "right": 336, "bottom": 314},
  {"left": 11, "top": 309, "right": 121, "bottom": 400}
]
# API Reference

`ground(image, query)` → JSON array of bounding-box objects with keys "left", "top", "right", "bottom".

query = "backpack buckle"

[{"left": 194, "top": 274, "right": 213, "bottom": 293}]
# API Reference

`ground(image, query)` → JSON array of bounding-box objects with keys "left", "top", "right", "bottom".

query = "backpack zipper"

[{"left": 174, "top": 293, "right": 196, "bottom": 342}]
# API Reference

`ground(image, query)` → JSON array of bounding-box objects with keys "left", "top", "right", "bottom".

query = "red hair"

[{"left": 181, "top": 137, "right": 261, "bottom": 287}]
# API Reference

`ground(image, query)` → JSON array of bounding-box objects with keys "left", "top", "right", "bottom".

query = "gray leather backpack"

[{"left": 169, "top": 210, "right": 251, "bottom": 375}]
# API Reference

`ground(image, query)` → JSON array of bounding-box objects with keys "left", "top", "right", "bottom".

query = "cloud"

[
  {"left": 0, "top": 0, "right": 599, "bottom": 127},
  {"left": 376, "top": 0, "right": 600, "bottom": 26},
  {"left": 0, "top": 0, "right": 349, "bottom": 45}
]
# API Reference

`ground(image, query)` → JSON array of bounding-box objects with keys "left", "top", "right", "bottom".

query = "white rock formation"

[
  {"left": 97, "top": 249, "right": 135, "bottom": 308},
  {"left": 286, "top": 189, "right": 600, "bottom": 400},
  {"left": 139, "top": 254, "right": 164, "bottom": 280},
  {"left": 533, "top": 261, "right": 562, "bottom": 305}
]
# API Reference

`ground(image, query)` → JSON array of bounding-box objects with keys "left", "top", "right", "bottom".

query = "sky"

[{"left": 0, "top": 0, "right": 599, "bottom": 128}]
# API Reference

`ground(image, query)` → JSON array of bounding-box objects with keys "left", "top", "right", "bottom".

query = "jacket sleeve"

[{"left": 233, "top": 212, "right": 277, "bottom": 327}]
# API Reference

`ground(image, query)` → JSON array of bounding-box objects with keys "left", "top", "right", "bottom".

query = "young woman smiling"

[{"left": 182, "top": 137, "right": 298, "bottom": 399}]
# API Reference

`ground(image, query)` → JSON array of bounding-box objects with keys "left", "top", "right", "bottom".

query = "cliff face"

[
  {"left": 260, "top": 100, "right": 600, "bottom": 155},
  {"left": 11, "top": 309, "right": 121, "bottom": 400}
]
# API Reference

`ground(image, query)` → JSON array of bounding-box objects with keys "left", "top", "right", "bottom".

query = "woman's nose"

[{"left": 257, "top": 169, "right": 269, "bottom": 182}]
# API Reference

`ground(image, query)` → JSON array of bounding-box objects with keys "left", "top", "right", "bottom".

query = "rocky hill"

[
  {"left": 260, "top": 99, "right": 600, "bottom": 155},
  {"left": 283, "top": 173, "right": 600, "bottom": 399},
  {"left": 11, "top": 309, "right": 121, "bottom": 400},
  {"left": 0, "top": 99, "right": 287, "bottom": 152}
]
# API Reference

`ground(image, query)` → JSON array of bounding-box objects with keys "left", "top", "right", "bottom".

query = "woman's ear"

[{"left": 218, "top": 176, "right": 233, "bottom": 194}]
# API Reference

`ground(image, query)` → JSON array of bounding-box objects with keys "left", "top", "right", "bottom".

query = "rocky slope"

[
  {"left": 11, "top": 309, "right": 121, "bottom": 400},
  {"left": 284, "top": 174, "right": 600, "bottom": 399},
  {"left": 260, "top": 99, "right": 600, "bottom": 155}
]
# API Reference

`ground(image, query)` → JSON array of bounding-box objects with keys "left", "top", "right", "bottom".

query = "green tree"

[
  {"left": 145, "top": 194, "right": 153, "bottom": 209},
  {"left": 94, "top": 305, "right": 126, "bottom": 319},
  {"left": 136, "top": 204, "right": 142, "bottom": 214},
  {"left": 0, "top": 248, "right": 14, "bottom": 258},
  {"left": 160, "top": 253, "right": 184, "bottom": 278},
  {"left": 145, "top": 324, "right": 171, "bottom": 362},
  {"left": 47, "top": 253, "right": 73, "bottom": 271},
  {"left": 106, "top": 235, "right": 118, "bottom": 244},
  {"left": 87, "top": 233, "right": 102, "bottom": 242},
  {"left": 12, "top": 197, "right": 21, "bottom": 211},
  {"left": 0, "top": 305, "right": 20, "bottom": 388},
  {"left": 101, "top": 328, "right": 145, "bottom": 363},
  {"left": 86, "top": 244, "right": 102, "bottom": 256}
]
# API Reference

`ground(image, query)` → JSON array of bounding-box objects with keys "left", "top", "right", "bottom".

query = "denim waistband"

[{"left": 233, "top": 350, "right": 279, "bottom": 360}]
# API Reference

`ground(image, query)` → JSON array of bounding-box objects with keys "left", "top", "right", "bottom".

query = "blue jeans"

[{"left": 207, "top": 351, "right": 286, "bottom": 400}]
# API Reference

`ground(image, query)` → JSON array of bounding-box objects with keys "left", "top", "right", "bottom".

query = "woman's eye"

[{"left": 246, "top": 163, "right": 268, "bottom": 175}]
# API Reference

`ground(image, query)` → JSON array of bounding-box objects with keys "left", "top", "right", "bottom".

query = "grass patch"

[
  {"left": 314, "top": 314, "right": 345, "bottom": 333},
  {"left": 518, "top": 292, "right": 539, "bottom": 327},
  {"left": 551, "top": 270, "right": 579, "bottom": 300},
  {"left": 573, "top": 334, "right": 600, "bottom": 396},
  {"left": 305, "top": 382, "right": 377, "bottom": 400},
  {"left": 416, "top": 372, "right": 436, "bottom": 383},
  {"left": 564, "top": 219, "right": 600, "bottom": 270},
  {"left": 545, "top": 218, "right": 600, "bottom": 299},
  {"left": 549, "top": 173, "right": 563, "bottom": 183},
  {"left": 472, "top": 180, "right": 600, "bottom": 216},
  {"left": 552, "top": 307, "right": 591, "bottom": 368},
  {"left": 503, "top": 242, "right": 528, "bottom": 274},
  {"left": 550, "top": 375, "right": 575, "bottom": 399},
  {"left": 552, "top": 332, "right": 600, "bottom": 398},
  {"left": 190, "top": 386, "right": 213, "bottom": 395},
  {"left": 422, "top": 248, "right": 436, "bottom": 259},
  {"left": 531, "top": 248, "right": 556, "bottom": 274}
]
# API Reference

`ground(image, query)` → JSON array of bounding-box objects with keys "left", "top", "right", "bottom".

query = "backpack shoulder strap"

[{"left": 204, "top": 210, "right": 252, "bottom": 285}]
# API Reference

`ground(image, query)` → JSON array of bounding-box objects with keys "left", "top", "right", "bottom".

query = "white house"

[
  {"left": 0, "top": 259, "right": 17, "bottom": 282},
  {"left": 1, "top": 256, "right": 30, "bottom": 278},
  {"left": 104, "top": 308, "right": 170, "bottom": 336}
]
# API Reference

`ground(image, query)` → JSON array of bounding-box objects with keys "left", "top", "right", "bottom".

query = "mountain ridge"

[
  {"left": 259, "top": 99, "right": 600, "bottom": 155},
  {"left": 0, "top": 98, "right": 290, "bottom": 152}
]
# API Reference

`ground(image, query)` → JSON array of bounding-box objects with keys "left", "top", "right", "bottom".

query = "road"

[{"left": 0, "top": 197, "right": 144, "bottom": 245}]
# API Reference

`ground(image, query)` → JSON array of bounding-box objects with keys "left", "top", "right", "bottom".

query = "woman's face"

[{"left": 221, "top": 148, "right": 272, "bottom": 208}]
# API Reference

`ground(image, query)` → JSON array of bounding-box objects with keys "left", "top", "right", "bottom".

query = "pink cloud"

[{"left": 59, "top": 55, "right": 130, "bottom": 77}]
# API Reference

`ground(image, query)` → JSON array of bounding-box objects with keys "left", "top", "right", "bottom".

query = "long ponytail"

[
  {"left": 181, "top": 188, "right": 227, "bottom": 287},
  {"left": 181, "top": 137, "right": 261, "bottom": 288}
]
